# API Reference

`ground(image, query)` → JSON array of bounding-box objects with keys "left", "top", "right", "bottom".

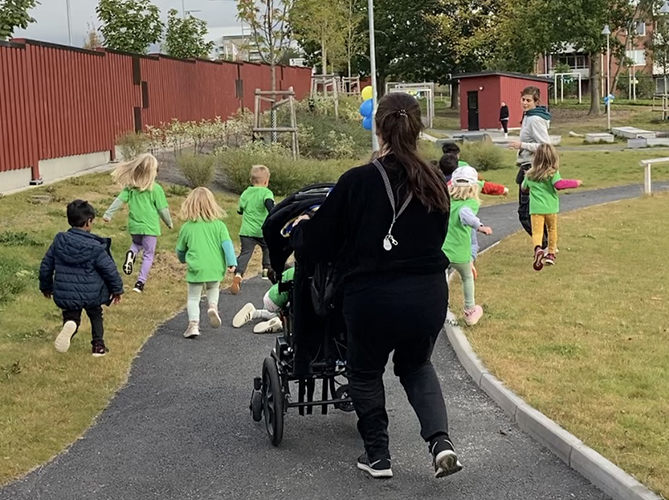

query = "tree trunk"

[
  {"left": 378, "top": 74, "right": 386, "bottom": 97},
  {"left": 589, "top": 53, "right": 601, "bottom": 115},
  {"left": 271, "top": 62, "right": 277, "bottom": 93},
  {"left": 450, "top": 81, "right": 459, "bottom": 110}
]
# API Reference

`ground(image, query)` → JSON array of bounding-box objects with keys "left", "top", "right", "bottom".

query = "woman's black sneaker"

[
  {"left": 92, "top": 341, "right": 109, "bottom": 357},
  {"left": 356, "top": 453, "right": 393, "bottom": 478},
  {"left": 430, "top": 437, "right": 463, "bottom": 478},
  {"left": 123, "top": 251, "right": 135, "bottom": 275},
  {"left": 133, "top": 281, "right": 145, "bottom": 293}
]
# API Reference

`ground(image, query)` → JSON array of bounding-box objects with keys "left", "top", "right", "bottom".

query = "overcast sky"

[{"left": 14, "top": 0, "right": 240, "bottom": 46}]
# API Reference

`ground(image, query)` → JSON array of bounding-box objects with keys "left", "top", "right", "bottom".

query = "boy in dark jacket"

[{"left": 40, "top": 200, "right": 124, "bottom": 357}]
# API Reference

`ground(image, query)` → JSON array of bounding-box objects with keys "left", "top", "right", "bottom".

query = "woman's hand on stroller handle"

[{"left": 228, "top": 266, "right": 237, "bottom": 273}]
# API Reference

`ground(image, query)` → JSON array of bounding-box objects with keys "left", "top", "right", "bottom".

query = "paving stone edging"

[{"left": 445, "top": 292, "right": 661, "bottom": 500}]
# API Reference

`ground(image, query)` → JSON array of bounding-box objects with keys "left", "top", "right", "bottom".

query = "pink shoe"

[
  {"left": 533, "top": 247, "right": 544, "bottom": 271},
  {"left": 464, "top": 305, "right": 483, "bottom": 326},
  {"left": 543, "top": 253, "right": 556, "bottom": 266}
]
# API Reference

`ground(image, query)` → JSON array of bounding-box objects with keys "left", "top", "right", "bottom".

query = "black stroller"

[{"left": 248, "top": 184, "right": 354, "bottom": 446}]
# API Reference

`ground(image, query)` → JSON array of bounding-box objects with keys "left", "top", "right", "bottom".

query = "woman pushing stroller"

[{"left": 291, "top": 93, "right": 461, "bottom": 480}]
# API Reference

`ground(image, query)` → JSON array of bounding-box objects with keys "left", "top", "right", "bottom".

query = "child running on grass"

[
  {"left": 232, "top": 266, "right": 295, "bottom": 334},
  {"left": 231, "top": 165, "right": 275, "bottom": 295},
  {"left": 522, "top": 144, "right": 582, "bottom": 271},
  {"left": 176, "top": 187, "right": 238, "bottom": 339},
  {"left": 40, "top": 200, "right": 124, "bottom": 357},
  {"left": 438, "top": 154, "right": 506, "bottom": 279},
  {"left": 103, "top": 153, "right": 173, "bottom": 294},
  {"left": 442, "top": 166, "right": 493, "bottom": 326}
]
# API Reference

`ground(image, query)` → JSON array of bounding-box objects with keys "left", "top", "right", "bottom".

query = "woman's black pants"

[{"left": 343, "top": 272, "right": 450, "bottom": 461}]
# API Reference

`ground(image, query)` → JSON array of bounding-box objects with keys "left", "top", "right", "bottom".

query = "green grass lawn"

[
  {"left": 0, "top": 174, "right": 252, "bottom": 485},
  {"left": 450, "top": 193, "right": 669, "bottom": 497}
]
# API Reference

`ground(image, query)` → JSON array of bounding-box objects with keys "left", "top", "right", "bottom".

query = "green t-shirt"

[
  {"left": 268, "top": 267, "right": 296, "bottom": 309},
  {"left": 442, "top": 198, "right": 480, "bottom": 264},
  {"left": 522, "top": 171, "right": 562, "bottom": 215},
  {"left": 238, "top": 186, "right": 274, "bottom": 238},
  {"left": 458, "top": 160, "right": 470, "bottom": 167},
  {"left": 119, "top": 183, "right": 169, "bottom": 236},
  {"left": 176, "top": 219, "right": 232, "bottom": 283}
]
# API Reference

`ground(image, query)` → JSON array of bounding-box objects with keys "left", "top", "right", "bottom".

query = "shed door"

[{"left": 467, "top": 91, "right": 479, "bottom": 131}]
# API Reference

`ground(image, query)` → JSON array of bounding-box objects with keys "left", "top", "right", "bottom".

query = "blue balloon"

[
  {"left": 362, "top": 116, "right": 373, "bottom": 130},
  {"left": 360, "top": 99, "right": 374, "bottom": 118}
]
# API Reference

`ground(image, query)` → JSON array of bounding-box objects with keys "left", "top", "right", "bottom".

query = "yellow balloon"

[{"left": 361, "top": 86, "right": 374, "bottom": 101}]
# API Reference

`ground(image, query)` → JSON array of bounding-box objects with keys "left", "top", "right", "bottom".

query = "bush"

[
  {"left": 177, "top": 153, "right": 217, "bottom": 188},
  {"left": 117, "top": 132, "right": 148, "bottom": 160},
  {"left": 296, "top": 111, "right": 370, "bottom": 159},
  {"left": 460, "top": 141, "right": 504, "bottom": 171},
  {"left": 217, "top": 142, "right": 356, "bottom": 196}
]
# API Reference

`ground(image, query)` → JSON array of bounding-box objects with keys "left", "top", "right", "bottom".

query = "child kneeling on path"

[
  {"left": 176, "top": 188, "right": 238, "bottom": 339},
  {"left": 232, "top": 266, "right": 295, "bottom": 334},
  {"left": 104, "top": 153, "right": 173, "bottom": 294},
  {"left": 40, "top": 200, "right": 124, "bottom": 357},
  {"left": 522, "top": 144, "right": 582, "bottom": 271},
  {"left": 231, "top": 165, "right": 275, "bottom": 294},
  {"left": 442, "top": 166, "right": 493, "bottom": 326}
]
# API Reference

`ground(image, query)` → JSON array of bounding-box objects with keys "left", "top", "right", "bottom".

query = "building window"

[
  {"left": 553, "top": 54, "right": 589, "bottom": 70},
  {"left": 635, "top": 21, "right": 646, "bottom": 37},
  {"left": 626, "top": 49, "right": 646, "bottom": 66}
]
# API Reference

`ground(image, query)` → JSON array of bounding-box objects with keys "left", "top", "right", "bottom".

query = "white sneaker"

[
  {"left": 233, "top": 303, "right": 256, "bottom": 328},
  {"left": 253, "top": 317, "right": 283, "bottom": 334},
  {"left": 208, "top": 307, "right": 222, "bottom": 328},
  {"left": 183, "top": 321, "right": 200, "bottom": 338},
  {"left": 55, "top": 320, "right": 77, "bottom": 353}
]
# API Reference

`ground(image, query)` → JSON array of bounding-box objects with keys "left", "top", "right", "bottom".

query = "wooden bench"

[{"left": 639, "top": 157, "right": 669, "bottom": 194}]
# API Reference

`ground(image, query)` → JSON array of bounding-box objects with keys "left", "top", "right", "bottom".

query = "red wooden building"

[{"left": 454, "top": 72, "right": 552, "bottom": 131}]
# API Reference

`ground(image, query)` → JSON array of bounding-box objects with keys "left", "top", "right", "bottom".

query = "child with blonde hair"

[
  {"left": 104, "top": 153, "right": 173, "bottom": 293},
  {"left": 442, "top": 166, "right": 493, "bottom": 326},
  {"left": 231, "top": 165, "right": 275, "bottom": 294},
  {"left": 522, "top": 144, "right": 581, "bottom": 271},
  {"left": 176, "top": 187, "right": 237, "bottom": 338}
]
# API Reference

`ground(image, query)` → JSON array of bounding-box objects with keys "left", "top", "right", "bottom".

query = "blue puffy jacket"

[{"left": 39, "top": 228, "right": 124, "bottom": 310}]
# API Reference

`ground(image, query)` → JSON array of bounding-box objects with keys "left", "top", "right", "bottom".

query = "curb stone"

[{"left": 445, "top": 290, "right": 662, "bottom": 500}]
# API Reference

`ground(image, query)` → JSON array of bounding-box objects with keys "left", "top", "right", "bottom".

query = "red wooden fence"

[{"left": 0, "top": 39, "right": 312, "bottom": 182}]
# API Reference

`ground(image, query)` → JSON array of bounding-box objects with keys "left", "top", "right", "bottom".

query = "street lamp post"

[
  {"left": 660, "top": 1, "right": 669, "bottom": 104},
  {"left": 66, "top": 0, "right": 72, "bottom": 45},
  {"left": 602, "top": 25, "right": 611, "bottom": 131},
  {"left": 368, "top": 0, "right": 379, "bottom": 151}
]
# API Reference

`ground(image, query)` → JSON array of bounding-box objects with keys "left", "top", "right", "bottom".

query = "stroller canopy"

[{"left": 262, "top": 183, "right": 335, "bottom": 276}]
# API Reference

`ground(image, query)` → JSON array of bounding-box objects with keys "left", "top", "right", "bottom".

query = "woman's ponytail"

[{"left": 375, "top": 93, "right": 449, "bottom": 213}]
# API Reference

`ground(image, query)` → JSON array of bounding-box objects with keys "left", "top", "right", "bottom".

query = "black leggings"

[
  {"left": 517, "top": 164, "right": 548, "bottom": 248},
  {"left": 343, "top": 272, "right": 450, "bottom": 461}
]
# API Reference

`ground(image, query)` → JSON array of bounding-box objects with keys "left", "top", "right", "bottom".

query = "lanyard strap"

[{"left": 373, "top": 159, "right": 412, "bottom": 233}]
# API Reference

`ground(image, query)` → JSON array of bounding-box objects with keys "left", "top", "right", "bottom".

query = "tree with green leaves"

[
  {"left": 0, "top": 0, "right": 39, "bottom": 40},
  {"left": 96, "top": 0, "right": 164, "bottom": 54},
  {"left": 501, "top": 0, "right": 634, "bottom": 114},
  {"left": 436, "top": 0, "right": 503, "bottom": 109},
  {"left": 290, "top": 0, "right": 345, "bottom": 74},
  {"left": 83, "top": 23, "right": 103, "bottom": 50},
  {"left": 341, "top": 0, "right": 367, "bottom": 78},
  {"left": 163, "top": 9, "right": 213, "bottom": 60},
  {"left": 360, "top": 0, "right": 454, "bottom": 94},
  {"left": 237, "top": 0, "right": 295, "bottom": 92}
]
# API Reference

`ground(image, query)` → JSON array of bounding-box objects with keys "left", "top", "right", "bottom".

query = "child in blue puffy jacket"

[{"left": 39, "top": 200, "right": 124, "bottom": 357}]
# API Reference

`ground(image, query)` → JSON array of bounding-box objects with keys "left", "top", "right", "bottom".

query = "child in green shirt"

[
  {"left": 232, "top": 267, "right": 295, "bottom": 334},
  {"left": 521, "top": 144, "right": 581, "bottom": 271},
  {"left": 442, "top": 166, "right": 493, "bottom": 327},
  {"left": 103, "top": 153, "right": 173, "bottom": 294},
  {"left": 176, "top": 188, "right": 238, "bottom": 339},
  {"left": 231, "top": 165, "right": 275, "bottom": 295}
]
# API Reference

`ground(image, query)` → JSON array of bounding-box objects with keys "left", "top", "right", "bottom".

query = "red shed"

[{"left": 454, "top": 72, "right": 552, "bottom": 131}]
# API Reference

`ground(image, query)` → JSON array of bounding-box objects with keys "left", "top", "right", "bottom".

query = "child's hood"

[{"left": 53, "top": 229, "right": 111, "bottom": 265}]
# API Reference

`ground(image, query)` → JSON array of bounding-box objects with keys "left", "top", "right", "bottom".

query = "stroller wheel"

[
  {"left": 262, "top": 357, "right": 284, "bottom": 446},
  {"left": 250, "top": 388, "right": 263, "bottom": 423},
  {"left": 334, "top": 385, "right": 355, "bottom": 413}
]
